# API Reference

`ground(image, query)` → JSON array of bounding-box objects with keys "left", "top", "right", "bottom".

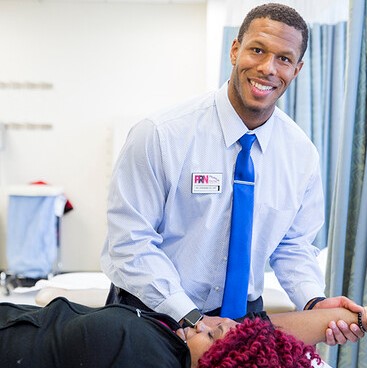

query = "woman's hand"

[{"left": 314, "top": 297, "right": 365, "bottom": 345}]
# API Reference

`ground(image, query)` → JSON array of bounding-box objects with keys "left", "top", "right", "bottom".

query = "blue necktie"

[{"left": 221, "top": 133, "right": 257, "bottom": 319}]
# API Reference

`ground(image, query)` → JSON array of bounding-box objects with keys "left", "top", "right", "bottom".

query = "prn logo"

[{"left": 194, "top": 175, "right": 209, "bottom": 184}]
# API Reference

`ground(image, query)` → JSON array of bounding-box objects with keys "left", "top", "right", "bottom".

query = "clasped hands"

[{"left": 314, "top": 296, "right": 365, "bottom": 345}]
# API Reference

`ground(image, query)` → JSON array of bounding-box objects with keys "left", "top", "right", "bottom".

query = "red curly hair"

[{"left": 198, "top": 317, "right": 321, "bottom": 368}]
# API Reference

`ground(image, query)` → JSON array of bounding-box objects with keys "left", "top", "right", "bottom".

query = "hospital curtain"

[
  {"left": 321, "top": 0, "right": 367, "bottom": 366},
  {"left": 219, "top": 22, "right": 347, "bottom": 249},
  {"left": 278, "top": 22, "right": 347, "bottom": 249}
]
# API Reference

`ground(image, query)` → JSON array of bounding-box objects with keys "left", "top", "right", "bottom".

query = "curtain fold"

[
  {"left": 279, "top": 22, "right": 347, "bottom": 249},
  {"left": 219, "top": 26, "right": 238, "bottom": 86},
  {"left": 323, "top": 1, "right": 367, "bottom": 366}
]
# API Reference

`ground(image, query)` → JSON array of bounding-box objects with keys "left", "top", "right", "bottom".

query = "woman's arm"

[{"left": 269, "top": 306, "right": 366, "bottom": 345}]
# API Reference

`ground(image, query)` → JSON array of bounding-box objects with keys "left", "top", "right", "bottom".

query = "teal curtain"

[
  {"left": 279, "top": 22, "right": 347, "bottom": 249},
  {"left": 321, "top": 0, "right": 367, "bottom": 366},
  {"left": 219, "top": 26, "right": 238, "bottom": 87}
]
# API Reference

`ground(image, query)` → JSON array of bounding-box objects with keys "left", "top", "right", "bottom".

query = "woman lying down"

[{"left": 0, "top": 297, "right": 365, "bottom": 368}]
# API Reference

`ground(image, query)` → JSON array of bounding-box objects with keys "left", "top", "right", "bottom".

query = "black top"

[{"left": 0, "top": 297, "right": 190, "bottom": 368}]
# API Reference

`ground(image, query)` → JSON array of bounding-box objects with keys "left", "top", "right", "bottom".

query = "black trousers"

[{"left": 106, "top": 284, "right": 263, "bottom": 321}]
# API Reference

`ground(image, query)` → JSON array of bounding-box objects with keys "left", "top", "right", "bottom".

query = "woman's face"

[{"left": 182, "top": 319, "right": 238, "bottom": 367}]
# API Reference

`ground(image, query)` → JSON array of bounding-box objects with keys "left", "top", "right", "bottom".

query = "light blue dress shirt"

[{"left": 101, "top": 82, "right": 325, "bottom": 322}]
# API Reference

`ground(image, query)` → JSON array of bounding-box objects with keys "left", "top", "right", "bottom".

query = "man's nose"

[{"left": 257, "top": 54, "right": 277, "bottom": 75}]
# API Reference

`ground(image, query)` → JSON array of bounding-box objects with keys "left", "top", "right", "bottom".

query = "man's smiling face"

[{"left": 228, "top": 17, "right": 304, "bottom": 128}]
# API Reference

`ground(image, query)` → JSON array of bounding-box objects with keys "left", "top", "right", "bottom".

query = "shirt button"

[
  {"left": 223, "top": 256, "right": 228, "bottom": 261},
  {"left": 214, "top": 286, "right": 220, "bottom": 291}
]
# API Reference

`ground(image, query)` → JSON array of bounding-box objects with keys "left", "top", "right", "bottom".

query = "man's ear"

[
  {"left": 293, "top": 60, "right": 304, "bottom": 78},
  {"left": 230, "top": 39, "right": 240, "bottom": 66}
]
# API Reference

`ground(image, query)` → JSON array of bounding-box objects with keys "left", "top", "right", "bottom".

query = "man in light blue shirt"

[{"left": 101, "top": 3, "right": 364, "bottom": 344}]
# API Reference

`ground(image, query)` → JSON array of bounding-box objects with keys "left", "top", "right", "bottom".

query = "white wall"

[
  {"left": 224, "top": 0, "right": 348, "bottom": 25},
  {"left": 0, "top": 1, "right": 207, "bottom": 271}
]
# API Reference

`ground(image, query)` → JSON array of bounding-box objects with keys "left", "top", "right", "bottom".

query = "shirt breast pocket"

[{"left": 254, "top": 203, "right": 298, "bottom": 257}]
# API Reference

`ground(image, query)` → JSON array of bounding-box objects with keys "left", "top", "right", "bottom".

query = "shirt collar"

[{"left": 215, "top": 81, "right": 274, "bottom": 153}]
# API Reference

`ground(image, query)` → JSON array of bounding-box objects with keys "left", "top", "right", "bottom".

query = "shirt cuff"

[
  {"left": 154, "top": 291, "right": 198, "bottom": 322},
  {"left": 291, "top": 282, "right": 325, "bottom": 310}
]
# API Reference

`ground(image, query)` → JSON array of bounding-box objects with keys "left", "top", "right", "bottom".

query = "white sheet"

[{"left": 13, "top": 272, "right": 110, "bottom": 293}]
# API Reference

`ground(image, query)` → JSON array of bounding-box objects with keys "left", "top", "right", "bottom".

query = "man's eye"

[
  {"left": 253, "top": 48, "right": 262, "bottom": 54},
  {"left": 280, "top": 56, "right": 290, "bottom": 63},
  {"left": 208, "top": 331, "right": 214, "bottom": 340}
]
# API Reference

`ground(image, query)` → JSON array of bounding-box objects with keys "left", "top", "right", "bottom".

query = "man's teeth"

[{"left": 251, "top": 80, "right": 273, "bottom": 91}]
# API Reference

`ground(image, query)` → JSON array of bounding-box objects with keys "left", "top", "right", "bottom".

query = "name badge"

[{"left": 192, "top": 173, "right": 222, "bottom": 194}]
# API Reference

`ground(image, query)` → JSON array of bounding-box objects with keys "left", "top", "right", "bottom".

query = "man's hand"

[{"left": 313, "top": 296, "right": 365, "bottom": 345}]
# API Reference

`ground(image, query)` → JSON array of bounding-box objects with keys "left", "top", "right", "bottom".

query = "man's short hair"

[{"left": 237, "top": 3, "right": 308, "bottom": 61}]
